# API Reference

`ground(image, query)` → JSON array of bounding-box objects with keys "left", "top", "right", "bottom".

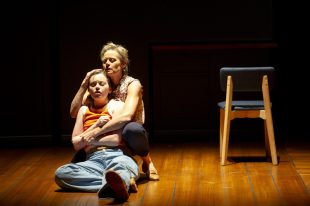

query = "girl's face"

[
  {"left": 88, "top": 73, "right": 111, "bottom": 100},
  {"left": 101, "top": 50, "right": 126, "bottom": 76}
]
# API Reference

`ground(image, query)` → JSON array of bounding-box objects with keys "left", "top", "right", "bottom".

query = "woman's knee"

[
  {"left": 122, "top": 122, "right": 149, "bottom": 156},
  {"left": 122, "top": 122, "right": 146, "bottom": 139}
]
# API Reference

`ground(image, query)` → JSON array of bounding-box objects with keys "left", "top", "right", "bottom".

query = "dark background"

[{"left": 0, "top": 0, "right": 308, "bottom": 146}]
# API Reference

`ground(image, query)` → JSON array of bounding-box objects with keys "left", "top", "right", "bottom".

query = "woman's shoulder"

[
  {"left": 123, "top": 75, "right": 141, "bottom": 84},
  {"left": 123, "top": 75, "right": 142, "bottom": 89}
]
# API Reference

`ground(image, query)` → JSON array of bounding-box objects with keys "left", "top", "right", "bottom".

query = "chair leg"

[
  {"left": 264, "top": 121, "right": 271, "bottom": 158},
  {"left": 265, "top": 112, "right": 278, "bottom": 165},
  {"left": 221, "top": 112, "right": 231, "bottom": 166},
  {"left": 221, "top": 75, "right": 233, "bottom": 166},
  {"left": 219, "top": 109, "right": 224, "bottom": 159},
  {"left": 262, "top": 75, "right": 278, "bottom": 165}
]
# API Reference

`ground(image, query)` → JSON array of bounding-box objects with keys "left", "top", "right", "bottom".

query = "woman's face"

[
  {"left": 101, "top": 50, "right": 125, "bottom": 76},
  {"left": 88, "top": 73, "right": 110, "bottom": 100}
]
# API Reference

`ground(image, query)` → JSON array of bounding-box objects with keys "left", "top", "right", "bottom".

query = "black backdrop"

[{"left": 0, "top": 0, "right": 308, "bottom": 145}]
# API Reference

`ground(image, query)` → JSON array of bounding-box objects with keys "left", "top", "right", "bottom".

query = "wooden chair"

[{"left": 218, "top": 67, "right": 278, "bottom": 166}]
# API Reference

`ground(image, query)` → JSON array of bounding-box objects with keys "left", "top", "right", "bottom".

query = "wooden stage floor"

[{"left": 0, "top": 139, "right": 309, "bottom": 206}]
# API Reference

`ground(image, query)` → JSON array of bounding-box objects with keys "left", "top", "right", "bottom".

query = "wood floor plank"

[
  {"left": 222, "top": 175, "right": 256, "bottom": 205},
  {"left": 197, "top": 179, "right": 227, "bottom": 206},
  {"left": 249, "top": 175, "right": 285, "bottom": 206},
  {"left": 173, "top": 175, "right": 206, "bottom": 206},
  {"left": 270, "top": 162, "right": 298, "bottom": 177},
  {"left": 300, "top": 174, "right": 310, "bottom": 190},
  {"left": 274, "top": 175, "right": 310, "bottom": 206},
  {"left": 141, "top": 178, "right": 174, "bottom": 206}
]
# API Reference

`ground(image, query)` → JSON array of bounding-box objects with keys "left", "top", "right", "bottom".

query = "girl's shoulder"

[
  {"left": 79, "top": 105, "right": 88, "bottom": 115},
  {"left": 107, "top": 99, "right": 124, "bottom": 115}
]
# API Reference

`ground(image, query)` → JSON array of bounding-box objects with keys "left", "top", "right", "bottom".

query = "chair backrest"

[{"left": 220, "top": 67, "right": 274, "bottom": 92}]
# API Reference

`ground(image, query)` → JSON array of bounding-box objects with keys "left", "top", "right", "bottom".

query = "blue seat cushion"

[{"left": 217, "top": 100, "right": 271, "bottom": 110}]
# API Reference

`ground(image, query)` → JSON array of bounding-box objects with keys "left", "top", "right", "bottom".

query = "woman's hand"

[
  {"left": 95, "top": 116, "right": 110, "bottom": 127},
  {"left": 82, "top": 127, "right": 101, "bottom": 145},
  {"left": 83, "top": 134, "right": 96, "bottom": 146}
]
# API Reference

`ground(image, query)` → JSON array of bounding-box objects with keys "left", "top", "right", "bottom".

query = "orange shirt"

[{"left": 83, "top": 106, "right": 112, "bottom": 131}]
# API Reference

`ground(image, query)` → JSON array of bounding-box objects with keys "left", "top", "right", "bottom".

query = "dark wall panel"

[
  {"left": 0, "top": 2, "right": 54, "bottom": 139},
  {"left": 149, "top": 43, "right": 276, "bottom": 140}
]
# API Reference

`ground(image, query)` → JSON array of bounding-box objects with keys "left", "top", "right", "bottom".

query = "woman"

[{"left": 70, "top": 42, "right": 159, "bottom": 181}]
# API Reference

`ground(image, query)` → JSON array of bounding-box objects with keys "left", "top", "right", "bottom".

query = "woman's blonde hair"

[{"left": 100, "top": 42, "right": 130, "bottom": 75}]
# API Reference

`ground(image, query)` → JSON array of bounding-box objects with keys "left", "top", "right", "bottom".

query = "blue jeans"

[{"left": 55, "top": 148, "right": 139, "bottom": 192}]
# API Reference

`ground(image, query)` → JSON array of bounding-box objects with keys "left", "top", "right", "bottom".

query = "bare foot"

[
  {"left": 129, "top": 178, "right": 138, "bottom": 193},
  {"left": 142, "top": 162, "right": 160, "bottom": 181}
]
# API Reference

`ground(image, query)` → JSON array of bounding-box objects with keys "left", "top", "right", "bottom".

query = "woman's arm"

[
  {"left": 83, "top": 81, "right": 142, "bottom": 141},
  {"left": 70, "top": 68, "right": 102, "bottom": 118},
  {"left": 90, "top": 130, "right": 122, "bottom": 147}
]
